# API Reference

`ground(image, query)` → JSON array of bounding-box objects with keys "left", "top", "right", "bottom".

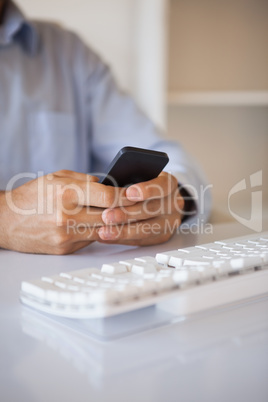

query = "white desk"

[{"left": 1, "top": 222, "right": 268, "bottom": 402}]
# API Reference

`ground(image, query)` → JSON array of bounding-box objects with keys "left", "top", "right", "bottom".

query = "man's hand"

[
  {"left": 0, "top": 170, "right": 184, "bottom": 254},
  {"left": 98, "top": 172, "right": 184, "bottom": 246},
  {"left": 0, "top": 170, "right": 133, "bottom": 254}
]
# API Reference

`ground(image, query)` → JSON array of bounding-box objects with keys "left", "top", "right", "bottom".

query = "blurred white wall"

[
  {"left": 167, "top": 0, "right": 268, "bottom": 222},
  {"left": 16, "top": 0, "right": 168, "bottom": 129}
]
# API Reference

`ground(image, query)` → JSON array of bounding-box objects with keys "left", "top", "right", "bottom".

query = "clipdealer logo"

[{"left": 228, "top": 170, "right": 262, "bottom": 232}]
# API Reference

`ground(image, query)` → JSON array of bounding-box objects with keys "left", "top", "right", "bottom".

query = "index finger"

[
  {"left": 126, "top": 172, "right": 178, "bottom": 201},
  {"left": 50, "top": 172, "right": 135, "bottom": 209},
  {"left": 81, "top": 182, "right": 136, "bottom": 208}
]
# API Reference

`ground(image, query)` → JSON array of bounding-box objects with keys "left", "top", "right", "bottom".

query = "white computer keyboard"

[{"left": 20, "top": 232, "right": 268, "bottom": 319}]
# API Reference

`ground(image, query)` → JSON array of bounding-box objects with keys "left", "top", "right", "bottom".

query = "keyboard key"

[
  {"left": 135, "top": 256, "right": 162, "bottom": 270},
  {"left": 119, "top": 259, "right": 139, "bottom": 270},
  {"left": 54, "top": 281, "right": 67, "bottom": 289},
  {"left": 131, "top": 263, "right": 157, "bottom": 275},
  {"left": 155, "top": 250, "right": 184, "bottom": 265},
  {"left": 59, "top": 273, "right": 72, "bottom": 279},
  {"left": 101, "top": 262, "right": 128, "bottom": 274},
  {"left": 41, "top": 276, "right": 54, "bottom": 283},
  {"left": 73, "top": 277, "right": 85, "bottom": 284},
  {"left": 172, "top": 269, "right": 200, "bottom": 285}
]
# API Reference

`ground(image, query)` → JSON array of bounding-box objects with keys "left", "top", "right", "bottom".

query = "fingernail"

[
  {"left": 102, "top": 209, "right": 115, "bottom": 224},
  {"left": 126, "top": 187, "right": 142, "bottom": 201}
]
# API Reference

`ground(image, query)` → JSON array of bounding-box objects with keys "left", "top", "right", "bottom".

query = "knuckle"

[
  {"left": 45, "top": 172, "right": 56, "bottom": 181},
  {"left": 145, "top": 198, "right": 160, "bottom": 214},
  {"left": 56, "top": 187, "right": 76, "bottom": 206},
  {"left": 102, "top": 188, "right": 117, "bottom": 207},
  {"left": 54, "top": 169, "right": 70, "bottom": 176},
  {"left": 61, "top": 188, "right": 74, "bottom": 203}
]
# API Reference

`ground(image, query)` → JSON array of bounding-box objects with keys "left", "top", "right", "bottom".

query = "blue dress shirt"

[{"left": 0, "top": 1, "right": 211, "bottom": 222}]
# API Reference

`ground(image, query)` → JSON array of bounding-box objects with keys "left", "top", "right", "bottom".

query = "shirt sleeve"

[{"left": 83, "top": 48, "right": 212, "bottom": 224}]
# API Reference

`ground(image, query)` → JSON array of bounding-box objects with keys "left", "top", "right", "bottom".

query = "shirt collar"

[{"left": 0, "top": 1, "right": 39, "bottom": 54}]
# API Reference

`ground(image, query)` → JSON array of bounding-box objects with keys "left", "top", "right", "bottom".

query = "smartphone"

[{"left": 100, "top": 146, "right": 169, "bottom": 187}]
